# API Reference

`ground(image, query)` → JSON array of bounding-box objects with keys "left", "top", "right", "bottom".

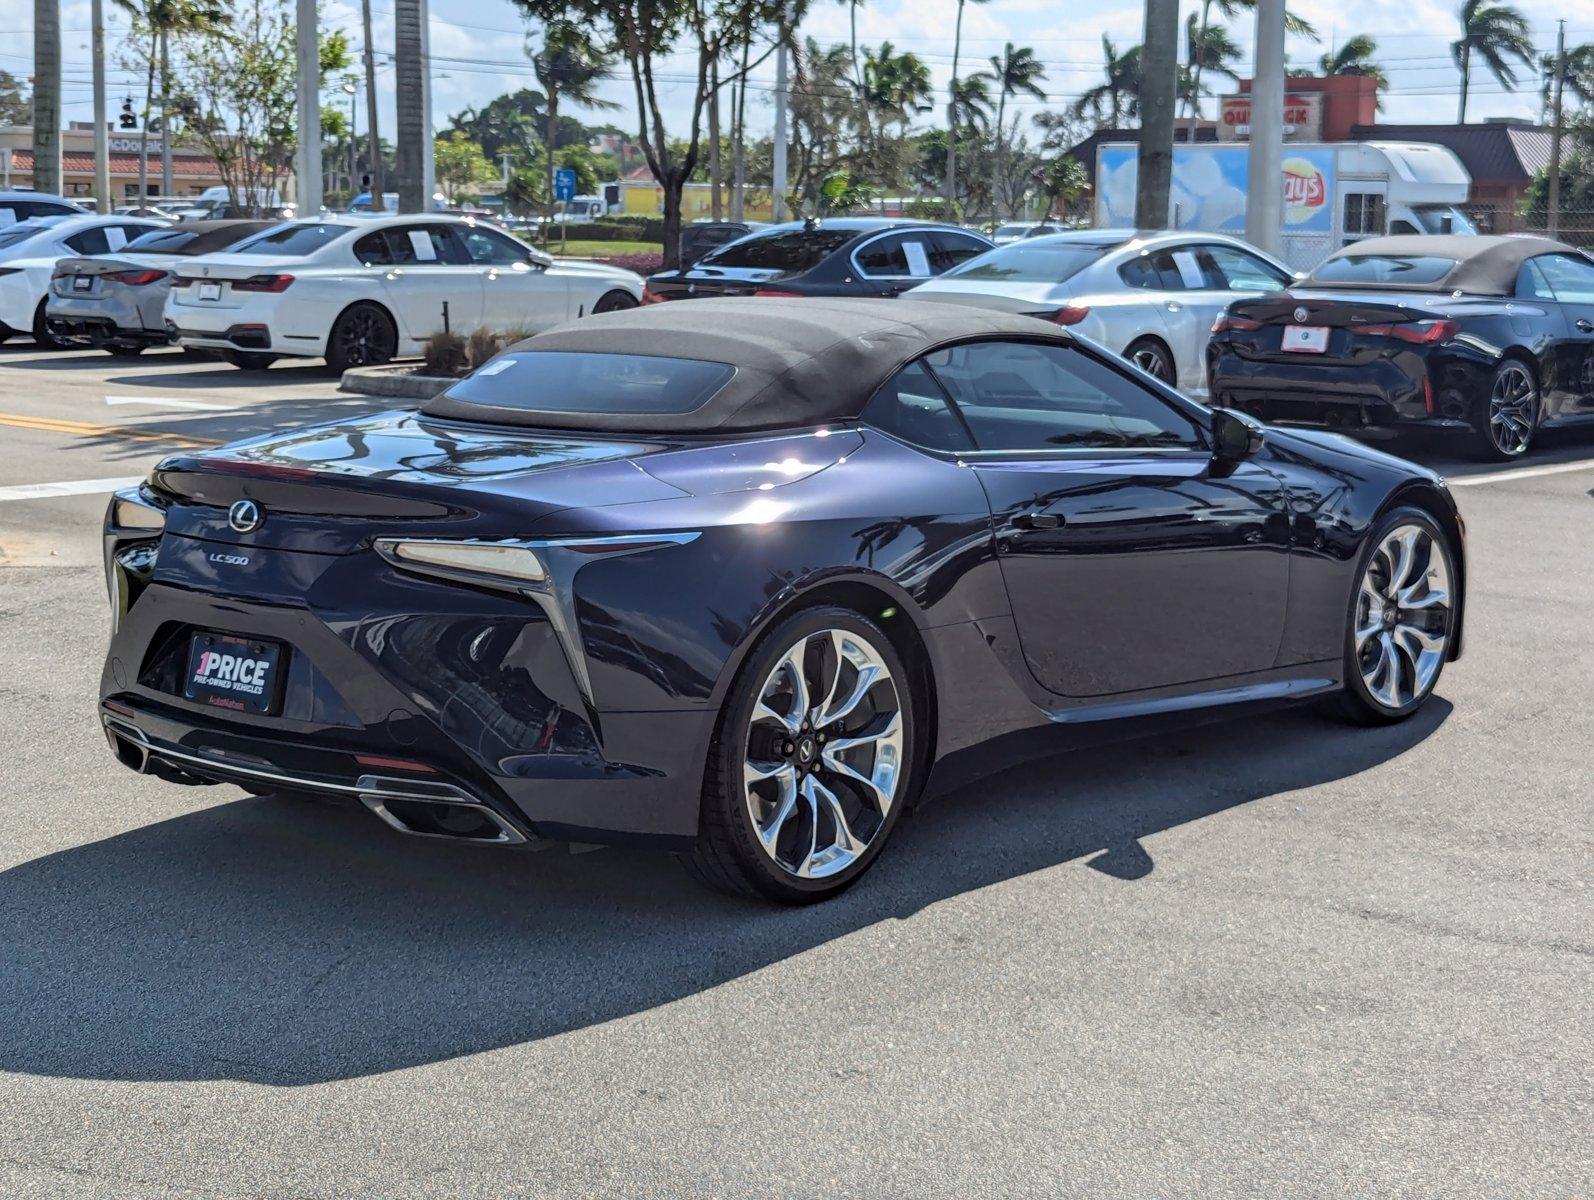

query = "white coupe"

[
  {"left": 165, "top": 214, "right": 645, "bottom": 370},
  {"left": 0, "top": 214, "right": 165, "bottom": 347}
]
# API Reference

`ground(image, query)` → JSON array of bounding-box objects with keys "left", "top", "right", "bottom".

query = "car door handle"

[
  {"left": 1165, "top": 301, "right": 1182, "bottom": 313},
  {"left": 1577, "top": 319, "right": 1593, "bottom": 333},
  {"left": 1012, "top": 511, "right": 1063, "bottom": 530}
]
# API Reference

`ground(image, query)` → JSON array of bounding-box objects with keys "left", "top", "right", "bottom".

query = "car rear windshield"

[
  {"left": 942, "top": 241, "right": 1114, "bottom": 283},
  {"left": 124, "top": 228, "right": 200, "bottom": 254},
  {"left": 698, "top": 229, "right": 855, "bottom": 272},
  {"left": 227, "top": 222, "right": 348, "bottom": 256},
  {"left": 1310, "top": 254, "right": 1456, "bottom": 286},
  {"left": 436, "top": 351, "right": 736, "bottom": 416}
]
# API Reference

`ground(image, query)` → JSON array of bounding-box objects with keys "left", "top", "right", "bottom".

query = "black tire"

[
  {"left": 592, "top": 289, "right": 639, "bottom": 314},
  {"left": 105, "top": 345, "right": 145, "bottom": 357},
  {"left": 31, "top": 300, "right": 71, "bottom": 351},
  {"left": 686, "top": 605, "right": 921, "bottom": 904},
  {"left": 1467, "top": 358, "right": 1539, "bottom": 461},
  {"left": 223, "top": 350, "right": 277, "bottom": 370},
  {"left": 324, "top": 301, "right": 398, "bottom": 372},
  {"left": 1125, "top": 336, "right": 1175, "bottom": 385},
  {"left": 1333, "top": 505, "right": 1457, "bottom": 726},
  {"left": 182, "top": 347, "right": 220, "bottom": 360},
  {"left": 0, "top": 322, "right": 15, "bottom": 344}
]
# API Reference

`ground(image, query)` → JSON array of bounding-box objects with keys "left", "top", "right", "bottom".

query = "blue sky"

[{"left": 8, "top": 0, "right": 1590, "bottom": 149}]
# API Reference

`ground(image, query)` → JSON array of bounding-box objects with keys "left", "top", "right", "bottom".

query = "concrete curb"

[{"left": 339, "top": 363, "right": 457, "bottom": 400}]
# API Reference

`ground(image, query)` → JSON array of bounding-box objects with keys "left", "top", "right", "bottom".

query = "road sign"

[{"left": 554, "top": 168, "right": 576, "bottom": 202}]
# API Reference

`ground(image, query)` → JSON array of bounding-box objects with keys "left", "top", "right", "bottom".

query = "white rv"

[{"left": 1094, "top": 141, "right": 1475, "bottom": 270}]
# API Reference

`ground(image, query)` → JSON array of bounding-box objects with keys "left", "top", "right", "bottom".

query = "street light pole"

[
  {"left": 32, "top": 0, "right": 61, "bottom": 197},
  {"left": 1548, "top": 19, "right": 1565, "bottom": 238},
  {"left": 1245, "top": 0, "right": 1286, "bottom": 256},
  {"left": 770, "top": 2, "right": 790, "bottom": 222},
  {"left": 92, "top": 0, "right": 110, "bottom": 211},
  {"left": 361, "top": 0, "right": 383, "bottom": 200},
  {"left": 294, "top": 0, "right": 323, "bottom": 214}
]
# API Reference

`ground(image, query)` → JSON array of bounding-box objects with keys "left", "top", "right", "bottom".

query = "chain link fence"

[{"left": 1465, "top": 202, "right": 1594, "bottom": 248}]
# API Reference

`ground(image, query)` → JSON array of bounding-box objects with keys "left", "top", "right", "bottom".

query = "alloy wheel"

[
  {"left": 1488, "top": 362, "right": 1537, "bottom": 456},
  {"left": 1129, "top": 343, "right": 1171, "bottom": 381},
  {"left": 1354, "top": 523, "right": 1453, "bottom": 711},
  {"left": 338, "top": 308, "right": 393, "bottom": 366},
  {"left": 743, "top": 628, "right": 904, "bottom": 880}
]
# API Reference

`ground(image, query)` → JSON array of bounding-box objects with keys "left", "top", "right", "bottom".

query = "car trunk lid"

[{"left": 1217, "top": 291, "right": 1444, "bottom": 365}]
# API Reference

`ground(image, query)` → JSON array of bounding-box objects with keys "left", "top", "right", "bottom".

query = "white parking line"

[
  {"left": 105, "top": 395, "right": 232, "bottom": 411},
  {"left": 0, "top": 476, "right": 143, "bottom": 502},
  {"left": 1447, "top": 459, "right": 1594, "bottom": 487}
]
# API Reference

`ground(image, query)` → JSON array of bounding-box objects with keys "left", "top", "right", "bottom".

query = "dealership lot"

[{"left": 1, "top": 346, "right": 1590, "bottom": 1198}]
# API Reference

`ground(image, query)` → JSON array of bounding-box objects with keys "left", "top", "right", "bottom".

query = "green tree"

[
  {"left": 1182, "top": 12, "right": 1241, "bottom": 118},
  {"left": 1036, "top": 154, "right": 1087, "bottom": 222},
  {"left": 433, "top": 131, "right": 497, "bottom": 201},
  {"left": 1317, "top": 35, "right": 1389, "bottom": 110},
  {"left": 503, "top": 166, "right": 544, "bottom": 216},
  {"left": 988, "top": 43, "right": 1046, "bottom": 220},
  {"left": 529, "top": 21, "right": 616, "bottom": 223},
  {"left": 114, "top": 0, "right": 229, "bottom": 198},
  {"left": 944, "top": 0, "right": 990, "bottom": 217},
  {"left": 1452, "top": 0, "right": 1535, "bottom": 123},
  {"left": 1540, "top": 44, "right": 1594, "bottom": 113},
  {"left": 1184, "top": 0, "right": 1317, "bottom": 142},
  {"left": 1073, "top": 35, "right": 1141, "bottom": 127},
  {"left": 448, "top": 88, "right": 547, "bottom": 163},
  {"left": 0, "top": 70, "right": 29, "bottom": 125}
]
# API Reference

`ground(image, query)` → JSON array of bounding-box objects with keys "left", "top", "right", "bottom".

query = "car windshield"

[
  {"left": 0, "top": 221, "right": 55, "bottom": 251},
  {"left": 697, "top": 229, "right": 855, "bottom": 272},
  {"left": 1311, "top": 254, "right": 1457, "bottom": 286},
  {"left": 943, "top": 241, "right": 1114, "bottom": 283},
  {"left": 124, "top": 228, "right": 199, "bottom": 254},
  {"left": 438, "top": 351, "right": 736, "bottom": 416},
  {"left": 993, "top": 225, "right": 1032, "bottom": 238},
  {"left": 1411, "top": 206, "right": 1478, "bottom": 236},
  {"left": 229, "top": 222, "right": 348, "bottom": 256}
]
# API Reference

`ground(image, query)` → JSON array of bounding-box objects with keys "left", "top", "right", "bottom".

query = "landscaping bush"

[
  {"left": 422, "top": 329, "right": 468, "bottom": 377},
  {"left": 544, "top": 218, "right": 666, "bottom": 243}
]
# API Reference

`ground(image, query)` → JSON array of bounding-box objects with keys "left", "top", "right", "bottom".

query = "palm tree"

[
  {"left": 1183, "top": 13, "right": 1242, "bottom": 118},
  {"left": 1540, "top": 43, "right": 1594, "bottom": 113},
  {"left": 1452, "top": 0, "right": 1535, "bottom": 123},
  {"left": 1072, "top": 35, "right": 1142, "bottom": 127},
  {"left": 1184, "top": 0, "right": 1317, "bottom": 141},
  {"left": 531, "top": 21, "right": 616, "bottom": 227},
  {"left": 860, "top": 41, "right": 932, "bottom": 127},
  {"left": 31, "top": 0, "right": 60, "bottom": 196},
  {"left": 1319, "top": 35, "right": 1389, "bottom": 109},
  {"left": 945, "top": 0, "right": 990, "bottom": 223},
  {"left": 988, "top": 43, "right": 1047, "bottom": 221},
  {"left": 113, "top": 0, "right": 228, "bottom": 202},
  {"left": 952, "top": 71, "right": 996, "bottom": 128}
]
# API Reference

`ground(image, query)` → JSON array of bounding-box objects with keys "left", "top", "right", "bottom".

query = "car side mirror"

[{"left": 1210, "top": 407, "right": 1266, "bottom": 462}]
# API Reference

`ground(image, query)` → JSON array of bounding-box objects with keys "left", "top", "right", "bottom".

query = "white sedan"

[
  {"left": 0, "top": 214, "right": 165, "bottom": 348},
  {"left": 907, "top": 229, "right": 1295, "bottom": 397},
  {"left": 165, "top": 214, "right": 644, "bottom": 370}
]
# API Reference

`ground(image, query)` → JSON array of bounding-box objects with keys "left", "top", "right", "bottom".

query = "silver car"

[
  {"left": 46, "top": 219, "right": 278, "bottom": 355},
  {"left": 907, "top": 229, "right": 1295, "bottom": 397}
]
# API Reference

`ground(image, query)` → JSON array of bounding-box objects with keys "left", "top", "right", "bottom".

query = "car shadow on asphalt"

[{"left": 0, "top": 698, "right": 1448, "bottom": 1087}]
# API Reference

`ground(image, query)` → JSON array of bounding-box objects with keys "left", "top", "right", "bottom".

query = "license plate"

[
  {"left": 198, "top": 281, "right": 222, "bottom": 301},
  {"left": 183, "top": 632, "right": 285, "bottom": 716},
  {"left": 1282, "top": 325, "right": 1330, "bottom": 353},
  {"left": 72, "top": 275, "right": 92, "bottom": 292}
]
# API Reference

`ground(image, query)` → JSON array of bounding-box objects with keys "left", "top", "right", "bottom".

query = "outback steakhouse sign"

[{"left": 1217, "top": 93, "right": 1323, "bottom": 142}]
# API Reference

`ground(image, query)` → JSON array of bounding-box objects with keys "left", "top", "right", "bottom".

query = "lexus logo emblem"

[
  {"left": 228, "top": 499, "right": 262, "bottom": 533},
  {"left": 1293, "top": 306, "right": 1310, "bottom": 323}
]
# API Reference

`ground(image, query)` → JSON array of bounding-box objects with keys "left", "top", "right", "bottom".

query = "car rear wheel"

[
  {"left": 1125, "top": 337, "right": 1174, "bottom": 384},
  {"left": 1334, "top": 507, "right": 1456, "bottom": 725},
  {"left": 223, "top": 350, "right": 277, "bottom": 370},
  {"left": 31, "top": 300, "right": 71, "bottom": 351},
  {"left": 1470, "top": 359, "right": 1538, "bottom": 460},
  {"left": 325, "top": 302, "right": 398, "bottom": 372},
  {"left": 687, "top": 606, "right": 917, "bottom": 903},
  {"left": 105, "top": 345, "right": 144, "bottom": 357},
  {"left": 592, "top": 289, "right": 638, "bottom": 314}
]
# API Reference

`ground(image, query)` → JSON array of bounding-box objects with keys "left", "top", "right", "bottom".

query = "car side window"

[
  {"left": 353, "top": 230, "right": 394, "bottom": 266},
  {"left": 1118, "top": 250, "right": 1198, "bottom": 290},
  {"left": 1118, "top": 256, "right": 1162, "bottom": 289},
  {"left": 855, "top": 233, "right": 933, "bottom": 279},
  {"left": 1533, "top": 253, "right": 1594, "bottom": 304},
  {"left": 1515, "top": 259, "right": 1557, "bottom": 301},
  {"left": 387, "top": 225, "right": 464, "bottom": 265},
  {"left": 1389, "top": 219, "right": 1419, "bottom": 235},
  {"left": 924, "top": 340, "right": 1203, "bottom": 453},
  {"left": 458, "top": 226, "right": 531, "bottom": 266},
  {"left": 1200, "top": 245, "right": 1289, "bottom": 291},
  {"left": 861, "top": 360, "right": 974, "bottom": 452},
  {"left": 64, "top": 227, "right": 111, "bottom": 255},
  {"left": 928, "top": 232, "right": 990, "bottom": 274}
]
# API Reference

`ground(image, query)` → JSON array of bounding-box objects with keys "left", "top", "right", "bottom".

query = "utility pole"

[
  {"left": 1245, "top": 0, "right": 1286, "bottom": 256},
  {"left": 1548, "top": 19, "right": 1565, "bottom": 238},
  {"left": 1136, "top": 0, "right": 1178, "bottom": 229},
  {"left": 395, "top": 0, "right": 433, "bottom": 212},
  {"left": 32, "top": 0, "right": 62, "bottom": 196},
  {"left": 770, "top": 3, "right": 789, "bottom": 222},
  {"left": 160, "top": 31, "right": 173, "bottom": 197},
  {"left": 92, "top": 0, "right": 110, "bottom": 211},
  {"left": 361, "top": 0, "right": 383, "bottom": 199},
  {"left": 709, "top": 55, "right": 722, "bottom": 221},
  {"left": 294, "top": 0, "right": 323, "bottom": 214}
]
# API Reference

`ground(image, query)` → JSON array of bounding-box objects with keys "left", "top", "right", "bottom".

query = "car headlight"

[
  {"left": 381, "top": 539, "right": 547, "bottom": 583},
  {"left": 112, "top": 492, "right": 167, "bottom": 532}
]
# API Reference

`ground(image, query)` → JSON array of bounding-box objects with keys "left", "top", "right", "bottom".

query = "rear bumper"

[
  {"left": 172, "top": 323, "right": 278, "bottom": 352},
  {"left": 46, "top": 313, "right": 170, "bottom": 347},
  {"left": 47, "top": 292, "right": 166, "bottom": 345}
]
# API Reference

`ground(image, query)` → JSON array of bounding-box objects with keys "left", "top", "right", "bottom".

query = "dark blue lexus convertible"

[{"left": 100, "top": 299, "right": 1465, "bottom": 902}]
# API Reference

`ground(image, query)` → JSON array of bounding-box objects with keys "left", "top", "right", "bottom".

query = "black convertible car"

[
  {"left": 1208, "top": 234, "right": 1594, "bottom": 460},
  {"left": 100, "top": 299, "right": 1465, "bottom": 903}
]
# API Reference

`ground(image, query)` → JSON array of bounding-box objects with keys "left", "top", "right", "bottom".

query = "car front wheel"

[
  {"left": 592, "top": 289, "right": 638, "bottom": 314},
  {"left": 688, "top": 606, "right": 917, "bottom": 903},
  {"left": 1335, "top": 507, "right": 1457, "bottom": 725},
  {"left": 1471, "top": 359, "right": 1539, "bottom": 460}
]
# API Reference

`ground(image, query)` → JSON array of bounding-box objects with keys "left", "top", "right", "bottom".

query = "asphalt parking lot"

[{"left": 0, "top": 344, "right": 1590, "bottom": 1199}]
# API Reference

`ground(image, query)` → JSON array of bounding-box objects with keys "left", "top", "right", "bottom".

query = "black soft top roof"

[
  {"left": 1304, "top": 234, "right": 1587, "bottom": 296},
  {"left": 421, "top": 297, "right": 1070, "bottom": 434}
]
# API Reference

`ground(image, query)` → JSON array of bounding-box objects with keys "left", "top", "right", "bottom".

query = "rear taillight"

[
  {"left": 232, "top": 274, "right": 295, "bottom": 293},
  {"left": 1212, "top": 314, "right": 1263, "bottom": 333},
  {"left": 170, "top": 276, "right": 193, "bottom": 289},
  {"left": 0, "top": 267, "right": 21, "bottom": 277},
  {"left": 1047, "top": 305, "right": 1090, "bottom": 326},
  {"left": 1422, "top": 376, "right": 1437, "bottom": 416},
  {"left": 1357, "top": 319, "right": 1458, "bottom": 345},
  {"left": 752, "top": 287, "right": 804, "bottom": 298},
  {"left": 104, "top": 269, "right": 168, "bottom": 286},
  {"left": 640, "top": 284, "right": 669, "bottom": 304}
]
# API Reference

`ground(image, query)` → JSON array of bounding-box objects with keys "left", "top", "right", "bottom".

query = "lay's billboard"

[{"left": 1097, "top": 145, "right": 1336, "bottom": 234}]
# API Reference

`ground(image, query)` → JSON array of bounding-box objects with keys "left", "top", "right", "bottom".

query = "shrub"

[{"left": 422, "top": 329, "right": 468, "bottom": 377}]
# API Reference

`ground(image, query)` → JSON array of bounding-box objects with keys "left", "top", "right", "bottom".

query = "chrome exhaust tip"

[{"left": 356, "top": 775, "right": 529, "bottom": 845}]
